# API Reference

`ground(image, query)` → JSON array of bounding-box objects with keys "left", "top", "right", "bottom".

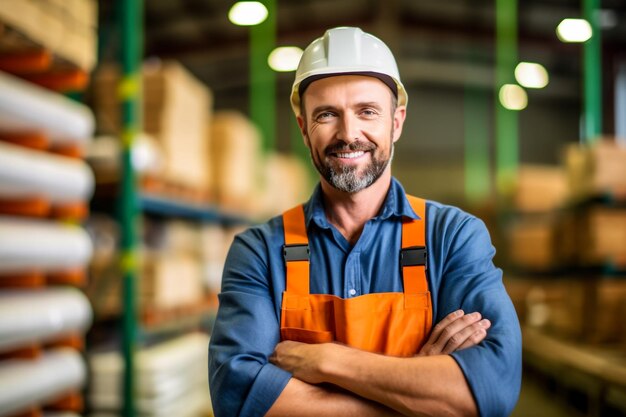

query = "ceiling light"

[
  {"left": 515, "top": 62, "right": 549, "bottom": 89},
  {"left": 556, "top": 18, "right": 592, "bottom": 43},
  {"left": 228, "top": 1, "right": 268, "bottom": 26},
  {"left": 499, "top": 84, "right": 527, "bottom": 111},
  {"left": 268, "top": 47, "right": 303, "bottom": 72}
]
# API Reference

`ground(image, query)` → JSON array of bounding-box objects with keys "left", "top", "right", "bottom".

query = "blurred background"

[{"left": 0, "top": 0, "right": 625, "bottom": 416}]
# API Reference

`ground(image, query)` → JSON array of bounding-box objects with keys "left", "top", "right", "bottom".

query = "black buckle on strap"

[
  {"left": 401, "top": 246, "right": 427, "bottom": 267},
  {"left": 283, "top": 244, "right": 310, "bottom": 262}
]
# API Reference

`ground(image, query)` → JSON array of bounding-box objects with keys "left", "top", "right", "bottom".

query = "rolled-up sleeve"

[
  {"left": 209, "top": 229, "right": 291, "bottom": 417},
  {"left": 439, "top": 216, "right": 522, "bottom": 417}
]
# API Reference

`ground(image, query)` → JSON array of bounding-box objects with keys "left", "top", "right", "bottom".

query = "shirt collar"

[{"left": 303, "top": 177, "right": 420, "bottom": 229}]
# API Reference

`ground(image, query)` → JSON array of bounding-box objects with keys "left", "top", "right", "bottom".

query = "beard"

[{"left": 310, "top": 137, "right": 395, "bottom": 194}]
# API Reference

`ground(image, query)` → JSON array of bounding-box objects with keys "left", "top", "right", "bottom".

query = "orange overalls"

[{"left": 280, "top": 195, "right": 433, "bottom": 357}]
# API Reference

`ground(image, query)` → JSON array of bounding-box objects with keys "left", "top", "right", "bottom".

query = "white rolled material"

[
  {"left": 0, "top": 349, "right": 87, "bottom": 417},
  {"left": 89, "top": 333, "right": 210, "bottom": 415},
  {"left": 0, "top": 217, "right": 93, "bottom": 273},
  {"left": 0, "top": 70, "right": 94, "bottom": 144},
  {"left": 0, "top": 288, "right": 93, "bottom": 353},
  {"left": 0, "top": 142, "right": 94, "bottom": 203}
]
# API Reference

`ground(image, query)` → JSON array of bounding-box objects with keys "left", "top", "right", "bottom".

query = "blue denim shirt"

[{"left": 209, "top": 177, "right": 521, "bottom": 417}]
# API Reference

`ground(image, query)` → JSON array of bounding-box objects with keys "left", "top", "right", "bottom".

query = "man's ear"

[
  {"left": 392, "top": 105, "right": 406, "bottom": 143},
  {"left": 297, "top": 115, "right": 310, "bottom": 148}
]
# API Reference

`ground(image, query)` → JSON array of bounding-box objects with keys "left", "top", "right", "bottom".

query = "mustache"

[{"left": 325, "top": 141, "right": 376, "bottom": 155}]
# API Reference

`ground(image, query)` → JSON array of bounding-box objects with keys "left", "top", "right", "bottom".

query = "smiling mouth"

[{"left": 333, "top": 151, "right": 366, "bottom": 159}]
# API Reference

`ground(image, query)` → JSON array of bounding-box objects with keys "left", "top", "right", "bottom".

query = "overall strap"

[
  {"left": 282, "top": 205, "right": 310, "bottom": 295},
  {"left": 401, "top": 196, "right": 428, "bottom": 295}
]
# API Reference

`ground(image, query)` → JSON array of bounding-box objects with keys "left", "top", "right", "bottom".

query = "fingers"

[
  {"left": 432, "top": 311, "right": 481, "bottom": 351},
  {"left": 427, "top": 309, "right": 466, "bottom": 345},
  {"left": 419, "top": 309, "right": 467, "bottom": 355},
  {"left": 457, "top": 320, "right": 491, "bottom": 351},
  {"left": 443, "top": 318, "right": 491, "bottom": 354},
  {"left": 419, "top": 311, "right": 490, "bottom": 356}
]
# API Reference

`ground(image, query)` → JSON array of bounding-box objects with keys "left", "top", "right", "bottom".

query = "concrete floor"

[{"left": 511, "top": 372, "right": 585, "bottom": 417}]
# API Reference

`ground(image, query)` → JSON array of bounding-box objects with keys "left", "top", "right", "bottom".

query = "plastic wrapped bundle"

[
  {"left": 0, "top": 349, "right": 87, "bottom": 417},
  {"left": 89, "top": 333, "right": 211, "bottom": 416},
  {"left": 0, "top": 71, "right": 94, "bottom": 145},
  {"left": 0, "top": 288, "right": 93, "bottom": 353},
  {"left": 0, "top": 217, "right": 93, "bottom": 273},
  {"left": 0, "top": 142, "right": 94, "bottom": 203}
]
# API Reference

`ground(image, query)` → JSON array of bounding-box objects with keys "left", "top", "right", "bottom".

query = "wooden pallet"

[
  {"left": 141, "top": 297, "right": 215, "bottom": 328},
  {"left": 0, "top": 197, "right": 88, "bottom": 221},
  {"left": 44, "top": 391, "right": 84, "bottom": 413},
  {"left": 0, "top": 268, "right": 87, "bottom": 289},
  {"left": 0, "top": 25, "right": 89, "bottom": 93},
  {"left": 0, "top": 333, "right": 85, "bottom": 361},
  {"left": 141, "top": 175, "right": 212, "bottom": 206},
  {"left": 0, "top": 133, "right": 85, "bottom": 159},
  {"left": 5, "top": 391, "right": 84, "bottom": 417}
]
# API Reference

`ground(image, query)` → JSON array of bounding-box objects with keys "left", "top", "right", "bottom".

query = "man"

[{"left": 209, "top": 27, "right": 521, "bottom": 417}]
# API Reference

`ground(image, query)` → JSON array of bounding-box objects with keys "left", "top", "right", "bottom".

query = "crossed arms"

[{"left": 267, "top": 310, "right": 491, "bottom": 417}]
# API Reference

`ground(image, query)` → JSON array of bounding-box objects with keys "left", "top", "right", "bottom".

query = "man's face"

[{"left": 297, "top": 75, "right": 406, "bottom": 193}]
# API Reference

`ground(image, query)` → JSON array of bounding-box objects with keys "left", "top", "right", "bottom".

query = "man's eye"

[
  {"left": 316, "top": 112, "right": 334, "bottom": 121},
  {"left": 361, "top": 109, "right": 378, "bottom": 116}
]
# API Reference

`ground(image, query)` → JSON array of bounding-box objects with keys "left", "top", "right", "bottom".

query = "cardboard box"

[
  {"left": 565, "top": 139, "right": 626, "bottom": 201},
  {"left": 582, "top": 207, "right": 626, "bottom": 267},
  {"left": 210, "top": 111, "right": 261, "bottom": 211},
  {"left": 587, "top": 279, "right": 626, "bottom": 344},
  {"left": 514, "top": 164, "right": 568, "bottom": 212},
  {"left": 506, "top": 213, "right": 576, "bottom": 271},
  {"left": 512, "top": 277, "right": 588, "bottom": 340},
  {"left": 257, "top": 152, "right": 313, "bottom": 217},
  {"left": 142, "top": 252, "right": 204, "bottom": 309},
  {"left": 143, "top": 61, "right": 212, "bottom": 190}
]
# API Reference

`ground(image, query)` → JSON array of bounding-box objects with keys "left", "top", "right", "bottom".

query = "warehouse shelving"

[
  {"left": 139, "top": 193, "right": 252, "bottom": 226},
  {"left": 0, "top": 3, "right": 98, "bottom": 414},
  {"left": 90, "top": 2, "right": 253, "bottom": 416}
]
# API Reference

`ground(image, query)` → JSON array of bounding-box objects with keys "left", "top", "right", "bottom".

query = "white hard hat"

[{"left": 290, "top": 26, "right": 407, "bottom": 117}]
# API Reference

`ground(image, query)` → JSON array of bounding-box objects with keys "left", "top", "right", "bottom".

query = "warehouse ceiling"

[
  {"left": 96, "top": 0, "right": 626, "bottom": 196},
  {"left": 118, "top": 0, "right": 626, "bottom": 98},
  {"left": 96, "top": 1, "right": 626, "bottom": 98}
]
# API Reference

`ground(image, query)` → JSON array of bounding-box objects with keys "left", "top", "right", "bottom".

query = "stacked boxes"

[
  {"left": 209, "top": 111, "right": 261, "bottom": 212},
  {"left": 92, "top": 61, "right": 213, "bottom": 194},
  {"left": 143, "top": 61, "right": 212, "bottom": 192},
  {"left": 505, "top": 139, "right": 626, "bottom": 346},
  {"left": 507, "top": 165, "right": 573, "bottom": 270},
  {"left": 507, "top": 140, "right": 626, "bottom": 272},
  {"left": 142, "top": 219, "right": 205, "bottom": 311},
  {"left": 0, "top": 0, "right": 97, "bottom": 71}
]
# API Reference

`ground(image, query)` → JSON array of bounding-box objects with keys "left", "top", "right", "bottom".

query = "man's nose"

[{"left": 337, "top": 114, "right": 360, "bottom": 143}]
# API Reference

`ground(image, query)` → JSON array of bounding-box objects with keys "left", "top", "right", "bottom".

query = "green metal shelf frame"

[{"left": 118, "top": 0, "right": 142, "bottom": 416}]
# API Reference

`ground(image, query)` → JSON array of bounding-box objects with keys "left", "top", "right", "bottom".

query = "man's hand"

[
  {"left": 270, "top": 340, "right": 332, "bottom": 384},
  {"left": 418, "top": 310, "right": 490, "bottom": 356}
]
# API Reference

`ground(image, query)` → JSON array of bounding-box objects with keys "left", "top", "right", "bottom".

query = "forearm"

[
  {"left": 320, "top": 344, "right": 477, "bottom": 417},
  {"left": 266, "top": 377, "right": 407, "bottom": 417}
]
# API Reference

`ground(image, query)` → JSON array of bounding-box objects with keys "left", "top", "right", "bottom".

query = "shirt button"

[{"left": 349, "top": 289, "right": 357, "bottom": 296}]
